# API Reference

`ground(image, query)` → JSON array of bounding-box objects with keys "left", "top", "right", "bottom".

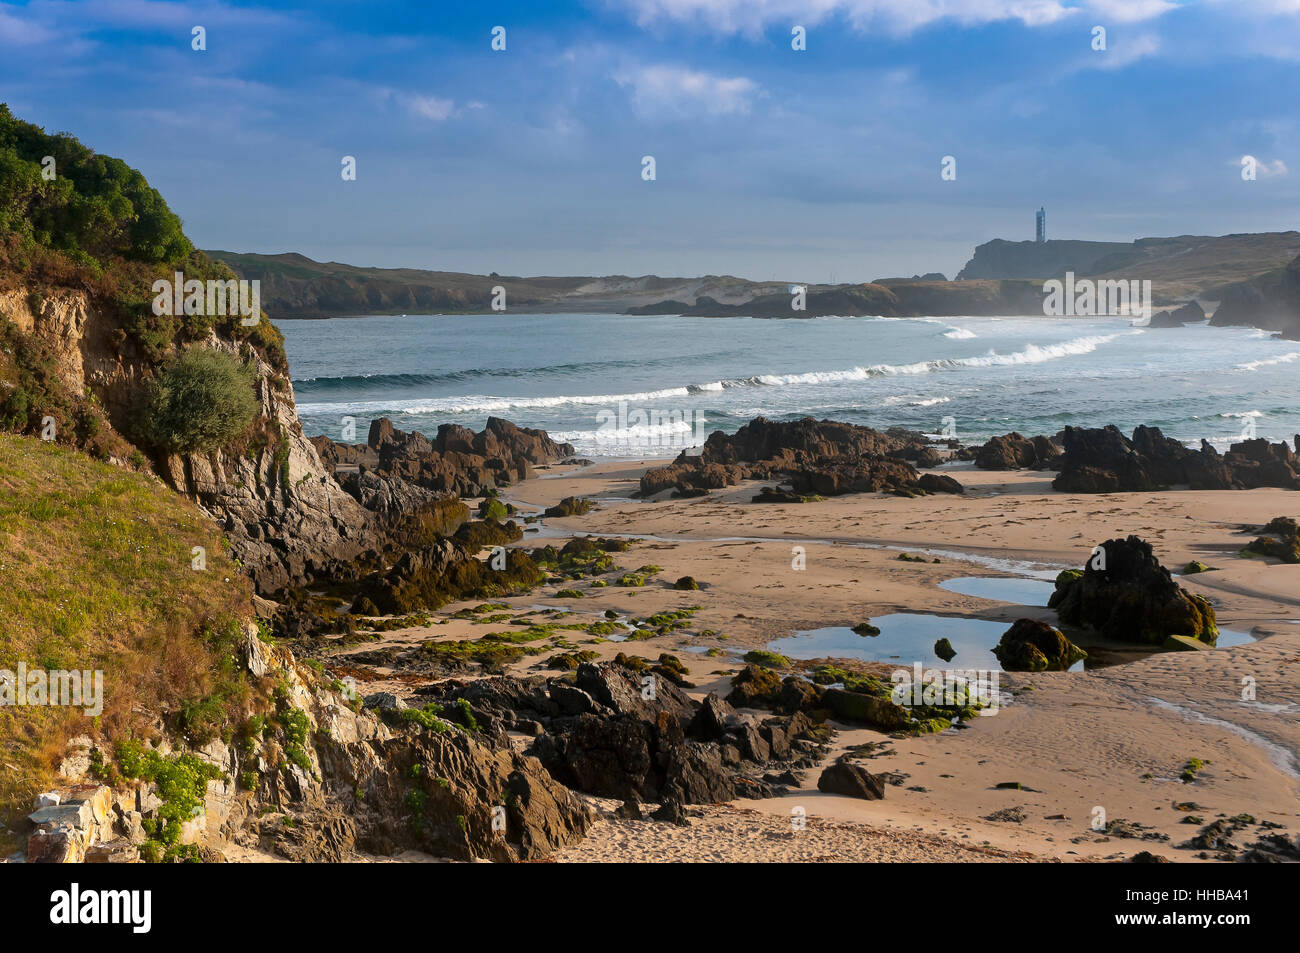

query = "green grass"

[{"left": 0, "top": 434, "right": 254, "bottom": 831}]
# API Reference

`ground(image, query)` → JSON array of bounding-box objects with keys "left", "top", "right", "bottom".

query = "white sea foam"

[
  {"left": 1236, "top": 351, "right": 1300, "bottom": 371},
  {"left": 943, "top": 327, "right": 976, "bottom": 339},
  {"left": 296, "top": 332, "right": 1132, "bottom": 416}
]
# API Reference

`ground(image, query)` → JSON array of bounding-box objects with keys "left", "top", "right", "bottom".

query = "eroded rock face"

[
  {"left": 1048, "top": 536, "right": 1218, "bottom": 646},
  {"left": 1052, "top": 425, "right": 1300, "bottom": 493},
  {"left": 159, "top": 337, "right": 375, "bottom": 595},
  {"left": 1211, "top": 252, "right": 1300, "bottom": 340},
  {"left": 638, "top": 417, "right": 962, "bottom": 499},
  {"left": 30, "top": 627, "right": 592, "bottom": 863}
]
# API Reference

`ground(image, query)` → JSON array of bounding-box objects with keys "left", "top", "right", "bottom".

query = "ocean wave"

[
  {"left": 1236, "top": 352, "right": 1300, "bottom": 371},
  {"left": 295, "top": 333, "right": 1132, "bottom": 416},
  {"left": 943, "top": 327, "right": 976, "bottom": 340},
  {"left": 881, "top": 395, "right": 952, "bottom": 407}
]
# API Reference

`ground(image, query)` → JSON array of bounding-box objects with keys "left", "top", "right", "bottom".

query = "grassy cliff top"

[{"left": 0, "top": 434, "right": 254, "bottom": 830}]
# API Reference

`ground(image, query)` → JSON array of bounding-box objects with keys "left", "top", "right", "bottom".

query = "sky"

[{"left": 2, "top": 0, "right": 1300, "bottom": 282}]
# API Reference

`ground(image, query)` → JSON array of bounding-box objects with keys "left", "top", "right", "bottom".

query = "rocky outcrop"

[
  {"left": 1211, "top": 253, "right": 1300, "bottom": 340},
  {"left": 1148, "top": 300, "right": 1205, "bottom": 328},
  {"left": 1053, "top": 425, "right": 1300, "bottom": 492},
  {"left": 638, "top": 417, "right": 962, "bottom": 499},
  {"left": 27, "top": 625, "right": 592, "bottom": 863},
  {"left": 975, "top": 432, "right": 1061, "bottom": 470},
  {"left": 158, "top": 336, "right": 376, "bottom": 595},
  {"left": 1049, "top": 536, "right": 1218, "bottom": 646},
  {"left": 817, "top": 760, "right": 886, "bottom": 800},
  {"left": 0, "top": 288, "right": 373, "bottom": 596},
  {"left": 313, "top": 416, "right": 574, "bottom": 501},
  {"left": 992, "top": 618, "right": 1087, "bottom": 671},
  {"left": 418, "top": 663, "right": 827, "bottom": 809},
  {"left": 1243, "top": 516, "right": 1300, "bottom": 563}
]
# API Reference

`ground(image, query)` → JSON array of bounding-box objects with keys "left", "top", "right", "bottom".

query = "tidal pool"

[
  {"left": 767, "top": 613, "right": 1068, "bottom": 671},
  {"left": 768, "top": 614, "right": 1254, "bottom": 672},
  {"left": 938, "top": 576, "right": 1056, "bottom": 606}
]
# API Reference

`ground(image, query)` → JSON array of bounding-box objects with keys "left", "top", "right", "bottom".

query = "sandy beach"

[{"left": 325, "top": 457, "right": 1300, "bottom": 862}]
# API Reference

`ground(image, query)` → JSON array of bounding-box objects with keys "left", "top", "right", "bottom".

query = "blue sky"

[{"left": 2, "top": 0, "right": 1299, "bottom": 282}]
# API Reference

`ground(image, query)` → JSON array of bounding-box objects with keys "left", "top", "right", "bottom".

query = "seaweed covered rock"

[
  {"left": 820, "top": 689, "right": 911, "bottom": 730},
  {"left": 992, "top": 618, "right": 1087, "bottom": 672},
  {"left": 1048, "top": 536, "right": 1218, "bottom": 645},
  {"left": 725, "top": 664, "right": 784, "bottom": 708},
  {"left": 1243, "top": 516, "right": 1300, "bottom": 563},
  {"left": 544, "top": 496, "right": 596, "bottom": 518},
  {"left": 354, "top": 539, "right": 545, "bottom": 614}
]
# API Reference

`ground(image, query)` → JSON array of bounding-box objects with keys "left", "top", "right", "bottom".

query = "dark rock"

[
  {"left": 976, "top": 432, "right": 1039, "bottom": 470},
  {"left": 687, "top": 693, "right": 736, "bottom": 741},
  {"left": 615, "top": 798, "right": 644, "bottom": 820},
  {"left": 1049, "top": 536, "right": 1218, "bottom": 646},
  {"left": 726, "top": 664, "right": 784, "bottom": 708},
  {"left": 817, "top": 760, "right": 886, "bottom": 800},
  {"left": 1148, "top": 300, "right": 1205, "bottom": 328},
  {"left": 1053, "top": 424, "right": 1299, "bottom": 492},
  {"left": 640, "top": 417, "right": 961, "bottom": 500},
  {"left": 918, "top": 472, "right": 964, "bottom": 494},
  {"left": 991, "top": 618, "right": 1087, "bottom": 672}
]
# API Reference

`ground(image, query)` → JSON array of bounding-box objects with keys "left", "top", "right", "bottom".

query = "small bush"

[{"left": 138, "top": 348, "right": 258, "bottom": 452}]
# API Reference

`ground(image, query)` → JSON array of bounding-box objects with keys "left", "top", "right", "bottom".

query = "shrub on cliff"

[
  {"left": 138, "top": 347, "right": 258, "bottom": 453},
  {"left": 0, "top": 103, "right": 191, "bottom": 269}
]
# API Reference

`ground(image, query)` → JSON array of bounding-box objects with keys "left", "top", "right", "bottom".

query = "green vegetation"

[
  {"left": 742, "top": 649, "right": 790, "bottom": 669},
  {"left": 135, "top": 348, "right": 259, "bottom": 453},
  {"left": 0, "top": 435, "right": 255, "bottom": 829},
  {"left": 0, "top": 105, "right": 286, "bottom": 372},
  {"left": 0, "top": 104, "right": 190, "bottom": 270},
  {"left": 396, "top": 704, "right": 452, "bottom": 733},
  {"left": 114, "top": 740, "right": 225, "bottom": 861}
]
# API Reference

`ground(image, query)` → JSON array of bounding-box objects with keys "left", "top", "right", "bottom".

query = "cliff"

[
  {"left": 956, "top": 239, "right": 1129, "bottom": 280},
  {"left": 1210, "top": 252, "right": 1300, "bottom": 340},
  {"left": 958, "top": 232, "right": 1300, "bottom": 299}
]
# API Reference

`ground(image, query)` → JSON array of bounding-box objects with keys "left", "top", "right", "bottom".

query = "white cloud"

[
  {"left": 615, "top": 64, "right": 761, "bottom": 117},
  {"left": 1087, "top": 32, "right": 1161, "bottom": 69},
  {"left": 607, "top": 0, "right": 1080, "bottom": 37},
  {"left": 407, "top": 95, "right": 456, "bottom": 121},
  {"left": 1086, "top": 0, "right": 1179, "bottom": 24},
  {"left": 1240, "top": 155, "right": 1289, "bottom": 178}
]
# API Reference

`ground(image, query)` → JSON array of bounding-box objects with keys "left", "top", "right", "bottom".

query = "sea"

[{"left": 281, "top": 312, "right": 1300, "bottom": 459}]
